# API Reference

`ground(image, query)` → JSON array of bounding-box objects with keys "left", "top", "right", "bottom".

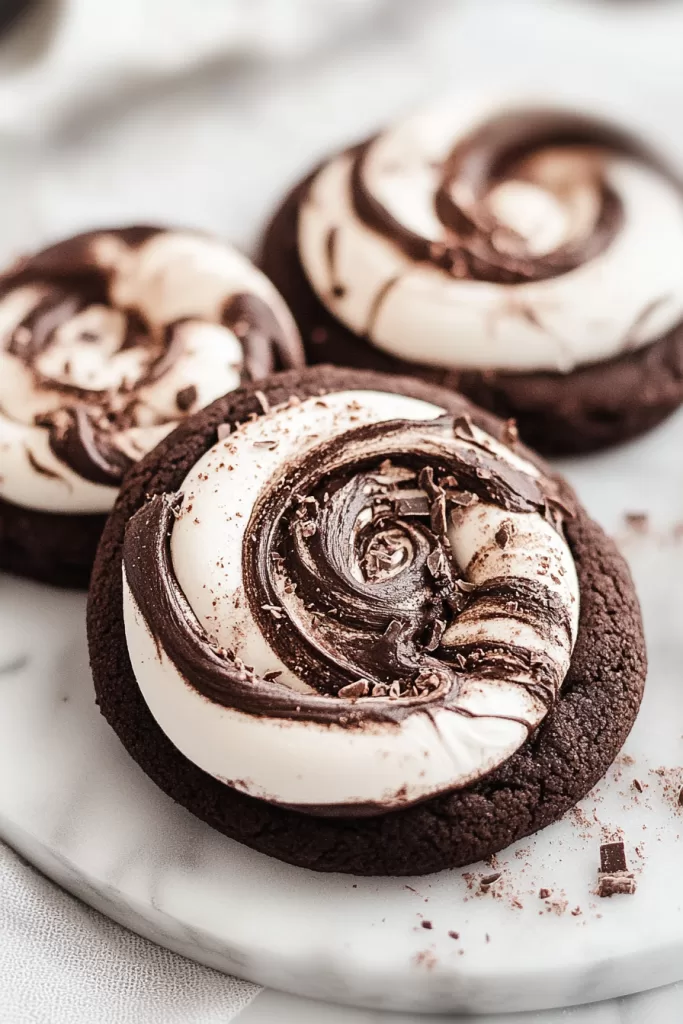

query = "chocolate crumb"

[
  {"left": 539, "top": 888, "right": 552, "bottom": 899},
  {"left": 176, "top": 385, "right": 197, "bottom": 411},
  {"left": 448, "top": 931, "right": 459, "bottom": 940},
  {"left": 624, "top": 511, "right": 648, "bottom": 532},
  {"left": 421, "top": 920, "right": 433, "bottom": 930},
  {"left": 480, "top": 872, "right": 501, "bottom": 889},
  {"left": 597, "top": 873, "right": 637, "bottom": 898},
  {"left": 678, "top": 788, "right": 683, "bottom": 807},
  {"left": 633, "top": 779, "right": 643, "bottom": 793}
]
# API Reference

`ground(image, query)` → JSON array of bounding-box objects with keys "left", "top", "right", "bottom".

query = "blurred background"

[{"left": 1, "top": 0, "right": 683, "bottom": 265}]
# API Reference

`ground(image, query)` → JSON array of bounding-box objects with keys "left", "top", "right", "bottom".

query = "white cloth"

[{"left": 0, "top": 841, "right": 259, "bottom": 1023}]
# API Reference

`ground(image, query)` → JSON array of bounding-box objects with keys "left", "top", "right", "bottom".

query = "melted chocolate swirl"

[
  {"left": 0, "top": 227, "right": 303, "bottom": 489},
  {"left": 298, "top": 102, "right": 683, "bottom": 376},
  {"left": 124, "top": 412, "right": 577, "bottom": 735},
  {"left": 349, "top": 109, "right": 656, "bottom": 287}
]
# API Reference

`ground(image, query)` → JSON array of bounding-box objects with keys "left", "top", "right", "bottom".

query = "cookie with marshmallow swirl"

[
  {"left": 0, "top": 226, "right": 303, "bottom": 586},
  {"left": 88, "top": 367, "right": 646, "bottom": 875},
  {"left": 260, "top": 96, "right": 683, "bottom": 454}
]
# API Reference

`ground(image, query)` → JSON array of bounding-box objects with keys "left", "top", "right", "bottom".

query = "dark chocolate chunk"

[{"left": 600, "top": 840, "right": 628, "bottom": 874}]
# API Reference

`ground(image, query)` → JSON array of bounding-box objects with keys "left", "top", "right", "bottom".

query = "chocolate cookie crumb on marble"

[
  {"left": 88, "top": 366, "right": 646, "bottom": 875},
  {"left": 0, "top": 225, "right": 302, "bottom": 587},
  {"left": 260, "top": 100, "right": 683, "bottom": 455}
]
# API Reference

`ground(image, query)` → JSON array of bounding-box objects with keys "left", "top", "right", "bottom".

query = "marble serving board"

[{"left": 1, "top": 412, "right": 683, "bottom": 1016}]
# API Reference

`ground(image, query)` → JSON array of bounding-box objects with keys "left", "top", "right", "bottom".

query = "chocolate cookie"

[
  {"left": 0, "top": 225, "right": 303, "bottom": 587},
  {"left": 259, "top": 98, "right": 683, "bottom": 455},
  {"left": 88, "top": 366, "right": 646, "bottom": 875}
]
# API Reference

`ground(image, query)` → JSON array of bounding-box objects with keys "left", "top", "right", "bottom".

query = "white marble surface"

[
  {"left": 3, "top": 0, "right": 683, "bottom": 1018},
  {"left": 239, "top": 983, "right": 683, "bottom": 1024}
]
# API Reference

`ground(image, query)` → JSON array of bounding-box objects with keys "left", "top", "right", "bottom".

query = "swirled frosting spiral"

[
  {"left": 122, "top": 388, "right": 580, "bottom": 815},
  {"left": 0, "top": 227, "right": 303, "bottom": 513},
  {"left": 298, "top": 96, "right": 683, "bottom": 373}
]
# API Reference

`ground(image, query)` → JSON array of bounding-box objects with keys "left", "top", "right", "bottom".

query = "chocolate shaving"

[
  {"left": 502, "top": 419, "right": 519, "bottom": 446},
  {"left": 338, "top": 680, "right": 369, "bottom": 699},
  {"left": 430, "top": 491, "right": 448, "bottom": 538},
  {"left": 425, "top": 619, "right": 445, "bottom": 652},
  {"left": 175, "top": 385, "right": 197, "bottom": 411},
  {"left": 495, "top": 521, "right": 514, "bottom": 548},
  {"left": 452, "top": 414, "right": 475, "bottom": 438},
  {"left": 447, "top": 490, "right": 478, "bottom": 508},
  {"left": 394, "top": 494, "right": 430, "bottom": 517}
]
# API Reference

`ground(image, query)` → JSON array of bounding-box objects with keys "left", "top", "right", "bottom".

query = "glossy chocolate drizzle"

[
  {"left": 1, "top": 228, "right": 302, "bottom": 487},
  {"left": 124, "top": 412, "right": 575, "bottom": 732}
]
